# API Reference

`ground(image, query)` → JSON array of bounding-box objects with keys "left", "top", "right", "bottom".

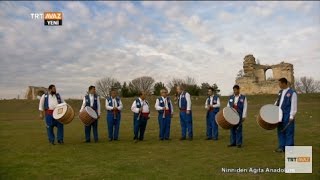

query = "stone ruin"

[
  {"left": 25, "top": 86, "right": 48, "bottom": 100},
  {"left": 236, "top": 54, "right": 294, "bottom": 95}
]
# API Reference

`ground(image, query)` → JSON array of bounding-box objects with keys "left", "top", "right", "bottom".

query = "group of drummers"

[{"left": 38, "top": 77, "right": 297, "bottom": 153}]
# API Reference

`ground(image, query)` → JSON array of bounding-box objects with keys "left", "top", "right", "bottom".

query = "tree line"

[{"left": 95, "top": 76, "right": 220, "bottom": 98}]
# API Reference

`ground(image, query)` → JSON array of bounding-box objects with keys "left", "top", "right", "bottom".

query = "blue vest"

[
  {"left": 157, "top": 97, "right": 172, "bottom": 114},
  {"left": 44, "top": 93, "right": 62, "bottom": 110},
  {"left": 85, "top": 94, "right": 98, "bottom": 112},
  {"left": 228, "top": 94, "right": 246, "bottom": 117},
  {"left": 207, "top": 95, "right": 220, "bottom": 113},
  {"left": 279, "top": 88, "right": 295, "bottom": 114},
  {"left": 134, "top": 98, "right": 149, "bottom": 115},
  {"left": 107, "top": 97, "right": 120, "bottom": 107},
  {"left": 178, "top": 91, "right": 188, "bottom": 109}
]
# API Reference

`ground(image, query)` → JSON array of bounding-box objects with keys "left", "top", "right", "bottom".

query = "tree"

[
  {"left": 95, "top": 77, "right": 121, "bottom": 98},
  {"left": 295, "top": 76, "right": 320, "bottom": 94},
  {"left": 236, "top": 69, "right": 244, "bottom": 78},
  {"left": 167, "top": 76, "right": 200, "bottom": 96},
  {"left": 200, "top": 83, "right": 220, "bottom": 96},
  {"left": 121, "top": 82, "right": 130, "bottom": 97},
  {"left": 153, "top": 82, "right": 166, "bottom": 96},
  {"left": 130, "top": 76, "right": 155, "bottom": 95}
]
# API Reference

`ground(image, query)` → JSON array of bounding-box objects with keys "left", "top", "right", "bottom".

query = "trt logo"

[{"left": 44, "top": 12, "right": 63, "bottom": 26}]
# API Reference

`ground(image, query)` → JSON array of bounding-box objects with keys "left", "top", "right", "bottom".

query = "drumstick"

[{"left": 281, "top": 120, "right": 293, "bottom": 132}]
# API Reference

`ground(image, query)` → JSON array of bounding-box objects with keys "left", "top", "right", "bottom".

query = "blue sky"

[{"left": 0, "top": 1, "right": 319, "bottom": 98}]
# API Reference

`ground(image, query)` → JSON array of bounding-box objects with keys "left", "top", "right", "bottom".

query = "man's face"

[
  {"left": 111, "top": 90, "right": 117, "bottom": 98},
  {"left": 278, "top": 82, "right": 286, "bottom": 89},
  {"left": 140, "top": 92, "right": 146, "bottom": 100},
  {"left": 233, "top": 88, "right": 240, "bottom": 95},
  {"left": 207, "top": 89, "right": 213, "bottom": 96},
  {"left": 50, "top": 87, "right": 56, "bottom": 94},
  {"left": 176, "top": 86, "right": 182, "bottom": 94},
  {"left": 161, "top": 90, "right": 168, "bottom": 98},
  {"left": 90, "top": 88, "right": 96, "bottom": 94}
]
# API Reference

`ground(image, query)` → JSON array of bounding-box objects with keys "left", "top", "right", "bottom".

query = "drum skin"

[
  {"left": 53, "top": 104, "right": 75, "bottom": 124},
  {"left": 256, "top": 104, "right": 280, "bottom": 130},
  {"left": 79, "top": 107, "right": 97, "bottom": 126},
  {"left": 215, "top": 107, "right": 240, "bottom": 130}
]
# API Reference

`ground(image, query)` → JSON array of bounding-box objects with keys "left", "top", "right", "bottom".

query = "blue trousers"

[
  {"left": 158, "top": 114, "right": 171, "bottom": 139},
  {"left": 45, "top": 114, "right": 63, "bottom": 143},
  {"left": 107, "top": 112, "right": 121, "bottom": 140},
  {"left": 277, "top": 113, "right": 295, "bottom": 151},
  {"left": 230, "top": 120, "right": 242, "bottom": 145},
  {"left": 85, "top": 119, "right": 98, "bottom": 141},
  {"left": 179, "top": 111, "right": 193, "bottom": 138},
  {"left": 134, "top": 115, "right": 148, "bottom": 140},
  {"left": 206, "top": 111, "right": 218, "bottom": 139}
]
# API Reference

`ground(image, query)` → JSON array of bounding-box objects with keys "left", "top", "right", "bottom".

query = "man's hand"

[
  {"left": 39, "top": 112, "right": 44, "bottom": 119},
  {"left": 289, "top": 118, "right": 294, "bottom": 122},
  {"left": 113, "top": 107, "right": 117, "bottom": 110},
  {"left": 186, "top": 110, "right": 190, "bottom": 114},
  {"left": 97, "top": 115, "right": 100, "bottom": 119}
]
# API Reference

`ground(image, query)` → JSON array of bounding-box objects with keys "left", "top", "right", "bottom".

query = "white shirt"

[
  {"left": 131, "top": 98, "right": 150, "bottom": 113},
  {"left": 276, "top": 87, "right": 298, "bottom": 119},
  {"left": 39, "top": 94, "right": 65, "bottom": 111},
  {"left": 79, "top": 94, "right": 101, "bottom": 116},
  {"left": 227, "top": 94, "right": 247, "bottom": 118},
  {"left": 105, "top": 97, "right": 123, "bottom": 111},
  {"left": 178, "top": 91, "right": 192, "bottom": 111},
  {"left": 205, "top": 96, "right": 221, "bottom": 109},
  {"left": 155, "top": 96, "right": 174, "bottom": 114}
]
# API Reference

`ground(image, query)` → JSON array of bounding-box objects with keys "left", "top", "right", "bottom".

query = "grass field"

[{"left": 0, "top": 94, "right": 319, "bottom": 179}]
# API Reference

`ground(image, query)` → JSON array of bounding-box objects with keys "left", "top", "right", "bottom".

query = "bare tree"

[
  {"left": 236, "top": 69, "right": 244, "bottom": 78},
  {"left": 295, "top": 76, "right": 320, "bottom": 93},
  {"left": 130, "top": 76, "right": 155, "bottom": 95},
  {"left": 95, "top": 77, "right": 121, "bottom": 98}
]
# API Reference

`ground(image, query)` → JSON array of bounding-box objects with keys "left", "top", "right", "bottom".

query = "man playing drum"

[
  {"left": 105, "top": 89, "right": 123, "bottom": 141},
  {"left": 274, "top": 78, "right": 297, "bottom": 153},
  {"left": 155, "top": 88, "right": 174, "bottom": 141},
  {"left": 176, "top": 85, "right": 193, "bottom": 141},
  {"left": 80, "top": 86, "right": 101, "bottom": 143},
  {"left": 205, "top": 87, "right": 220, "bottom": 140},
  {"left": 131, "top": 91, "right": 150, "bottom": 143},
  {"left": 39, "top": 84, "right": 65, "bottom": 145},
  {"left": 227, "top": 85, "right": 247, "bottom": 148}
]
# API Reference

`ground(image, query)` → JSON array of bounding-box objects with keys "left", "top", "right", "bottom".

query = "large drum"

[
  {"left": 257, "top": 104, "right": 282, "bottom": 130},
  {"left": 79, "top": 107, "right": 97, "bottom": 126},
  {"left": 53, "top": 103, "right": 75, "bottom": 124},
  {"left": 215, "top": 107, "right": 240, "bottom": 129}
]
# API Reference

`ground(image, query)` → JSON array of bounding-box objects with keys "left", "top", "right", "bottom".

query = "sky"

[{"left": 0, "top": 1, "right": 319, "bottom": 99}]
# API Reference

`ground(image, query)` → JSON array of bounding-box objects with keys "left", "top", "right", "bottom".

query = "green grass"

[{"left": 0, "top": 94, "right": 319, "bottom": 179}]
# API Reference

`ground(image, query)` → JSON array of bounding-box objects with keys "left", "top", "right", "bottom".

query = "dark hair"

[
  {"left": 233, "top": 85, "right": 240, "bottom": 90},
  {"left": 278, "top": 78, "right": 288, "bottom": 84},
  {"left": 48, "top": 84, "right": 55, "bottom": 90},
  {"left": 138, "top": 91, "right": 144, "bottom": 96},
  {"left": 208, "top": 87, "right": 214, "bottom": 92},
  {"left": 88, "top": 85, "right": 95, "bottom": 91}
]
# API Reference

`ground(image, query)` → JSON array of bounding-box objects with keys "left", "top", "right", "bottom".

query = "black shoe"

[
  {"left": 94, "top": 139, "right": 98, "bottom": 143},
  {"left": 160, "top": 138, "right": 164, "bottom": 141},
  {"left": 165, "top": 138, "right": 170, "bottom": 140},
  {"left": 58, "top": 140, "right": 64, "bottom": 144},
  {"left": 180, "top": 137, "right": 186, "bottom": 140},
  {"left": 84, "top": 140, "right": 90, "bottom": 143},
  {"left": 206, "top": 137, "right": 213, "bottom": 140},
  {"left": 113, "top": 139, "right": 118, "bottom": 141},
  {"left": 50, "top": 141, "right": 55, "bottom": 145},
  {"left": 274, "top": 148, "right": 284, "bottom": 153},
  {"left": 108, "top": 139, "right": 113, "bottom": 142},
  {"left": 228, "top": 144, "right": 236, "bottom": 147},
  {"left": 237, "top": 145, "right": 242, "bottom": 148}
]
